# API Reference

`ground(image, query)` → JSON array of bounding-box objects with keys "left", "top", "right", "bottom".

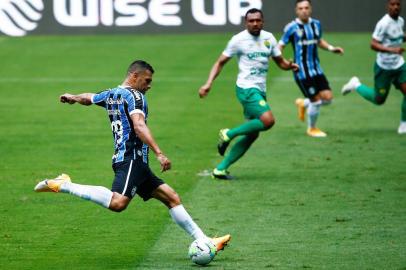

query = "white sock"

[
  {"left": 307, "top": 101, "right": 322, "bottom": 128},
  {"left": 60, "top": 182, "right": 113, "bottom": 208},
  {"left": 304, "top": 98, "right": 310, "bottom": 108},
  {"left": 169, "top": 204, "right": 206, "bottom": 240}
]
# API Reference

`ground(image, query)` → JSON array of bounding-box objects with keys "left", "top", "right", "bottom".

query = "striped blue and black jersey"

[
  {"left": 279, "top": 18, "right": 324, "bottom": 80},
  {"left": 92, "top": 86, "right": 149, "bottom": 164}
]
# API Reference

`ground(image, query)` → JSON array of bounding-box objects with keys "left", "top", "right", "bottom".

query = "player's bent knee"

[
  {"left": 168, "top": 192, "right": 181, "bottom": 208},
  {"left": 109, "top": 194, "right": 130, "bottom": 212},
  {"left": 111, "top": 205, "right": 128, "bottom": 213},
  {"left": 262, "top": 118, "right": 275, "bottom": 130},
  {"left": 110, "top": 202, "right": 128, "bottom": 212},
  {"left": 260, "top": 110, "right": 275, "bottom": 130},
  {"left": 319, "top": 89, "right": 333, "bottom": 100}
]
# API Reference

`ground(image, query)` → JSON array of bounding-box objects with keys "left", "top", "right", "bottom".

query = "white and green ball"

[{"left": 188, "top": 238, "right": 216, "bottom": 266}]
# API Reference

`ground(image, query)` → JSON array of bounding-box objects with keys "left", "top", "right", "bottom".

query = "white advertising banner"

[
  {"left": 0, "top": 0, "right": 262, "bottom": 36},
  {"left": 0, "top": 0, "right": 401, "bottom": 36}
]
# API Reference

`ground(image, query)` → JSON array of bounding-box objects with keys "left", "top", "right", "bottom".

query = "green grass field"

[{"left": 0, "top": 33, "right": 405, "bottom": 269}]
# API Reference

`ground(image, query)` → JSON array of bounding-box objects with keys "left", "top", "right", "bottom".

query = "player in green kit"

[
  {"left": 198, "top": 9, "right": 299, "bottom": 180},
  {"left": 342, "top": 0, "right": 406, "bottom": 134}
]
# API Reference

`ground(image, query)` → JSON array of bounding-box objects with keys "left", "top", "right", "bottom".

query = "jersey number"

[{"left": 111, "top": 120, "right": 123, "bottom": 145}]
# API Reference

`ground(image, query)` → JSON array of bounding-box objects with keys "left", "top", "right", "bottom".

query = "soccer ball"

[{"left": 188, "top": 238, "right": 216, "bottom": 266}]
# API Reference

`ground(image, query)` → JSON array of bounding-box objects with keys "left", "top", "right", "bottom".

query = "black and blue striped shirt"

[
  {"left": 92, "top": 86, "right": 149, "bottom": 164},
  {"left": 279, "top": 18, "right": 324, "bottom": 80}
]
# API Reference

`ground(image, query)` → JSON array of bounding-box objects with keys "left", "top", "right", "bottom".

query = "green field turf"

[{"left": 0, "top": 33, "right": 405, "bottom": 269}]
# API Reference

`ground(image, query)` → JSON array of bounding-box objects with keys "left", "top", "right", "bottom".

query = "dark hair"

[
  {"left": 245, "top": 8, "right": 263, "bottom": 20},
  {"left": 296, "top": 0, "right": 311, "bottom": 5},
  {"left": 127, "top": 60, "right": 154, "bottom": 75}
]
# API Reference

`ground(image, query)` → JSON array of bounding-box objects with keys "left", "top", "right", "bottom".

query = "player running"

[
  {"left": 342, "top": 0, "right": 406, "bottom": 134},
  {"left": 34, "top": 60, "right": 230, "bottom": 254},
  {"left": 279, "top": 0, "right": 344, "bottom": 137},
  {"left": 198, "top": 8, "right": 299, "bottom": 180}
]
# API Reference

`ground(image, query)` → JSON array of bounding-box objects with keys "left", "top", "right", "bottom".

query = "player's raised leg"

[
  {"left": 217, "top": 119, "right": 264, "bottom": 157},
  {"left": 214, "top": 132, "right": 259, "bottom": 180},
  {"left": 216, "top": 87, "right": 273, "bottom": 157},
  {"left": 341, "top": 76, "right": 361, "bottom": 96},
  {"left": 342, "top": 74, "right": 391, "bottom": 105},
  {"left": 34, "top": 174, "right": 114, "bottom": 208},
  {"left": 342, "top": 76, "right": 380, "bottom": 103},
  {"left": 295, "top": 98, "right": 309, "bottom": 122},
  {"left": 152, "top": 184, "right": 231, "bottom": 251},
  {"left": 213, "top": 109, "right": 274, "bottom": 180},
  {"left": 34, "top": 173, "right": 71, "bottom": 192}
]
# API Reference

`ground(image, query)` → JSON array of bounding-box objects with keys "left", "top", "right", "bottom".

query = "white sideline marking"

[{"left": 196, "top": 170, "right": 211, "bottom": 177}]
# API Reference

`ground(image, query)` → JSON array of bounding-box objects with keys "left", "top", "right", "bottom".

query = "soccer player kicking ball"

[
  {"left": 198, "top": 8, "right": 299, "bottom": 180},
  {"left": 342, "top": 0, "right": 406, "bottom": 134},
  {"left": 34, "top": 60, "right": 230, "bottom": 255},
  {"left": 279, "top": 0, "right": 344, "bottom": 138}
]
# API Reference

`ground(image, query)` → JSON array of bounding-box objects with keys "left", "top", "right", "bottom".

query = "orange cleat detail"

[
  {"left": 211, "top": 234, "right": 231, "bottom": 253},
  {"left": 306, "top": 127, "right": 327, "bottom": 138},
  {"left": 295, "top": 98, "right": 306, "bottom": 122},
  {"left": 34, "top": 174, "right": 71, "bottom": 192}
]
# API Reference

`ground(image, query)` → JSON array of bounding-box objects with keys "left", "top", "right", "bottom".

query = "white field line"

[{"left": 0, "top": 76, "right": 364, "bottom": 84}]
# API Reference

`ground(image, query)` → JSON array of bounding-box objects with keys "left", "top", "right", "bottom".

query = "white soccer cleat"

[
  {"left": 34, "top": 173, "right": 71, "bottom": 192},
  {"left": 398, "top": 122, "right": 406, "bottom": 134},
  {"left": 341, "top": 76, "right": 361, "bottom": 95}
]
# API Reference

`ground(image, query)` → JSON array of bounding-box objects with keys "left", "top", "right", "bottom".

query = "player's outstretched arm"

[
  {"left": 198, "top": 54, "right": 231, "bottom": 98},
  {"left": 60, "top": 93, "right": 93, "bottom": 105},
  {"left": 272, "top": 56, "right": 299, "bottom": 71},
  {"left": 371, "top": 38, "right": 404, "bottom": 54},
  {"left": 319, "top": 39, "right": 344, "bottom": 55},
  {"left": 130, "top": 113, "right": 171, "bottom": 172}
]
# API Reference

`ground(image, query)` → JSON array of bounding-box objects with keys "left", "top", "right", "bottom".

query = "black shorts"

[
  {"left": 294, "top": 74, "right": 331, "bottom": 98},
  {"left": 111, "top": 159, "right": 164, "bottom": 201}
]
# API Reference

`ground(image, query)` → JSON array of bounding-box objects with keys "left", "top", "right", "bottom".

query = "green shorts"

[
  {"left": 374, "top": 62, "right": 406, "bottom": 99},
  {"left": 236, "top": 86, "right": 271, "bottom": 119}
]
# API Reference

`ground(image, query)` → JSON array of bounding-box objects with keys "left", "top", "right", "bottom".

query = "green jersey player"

[
  {"left": 342, "top": 0, "right": 406, "bottom": 134},
  {"left": 198, "top": 9, "right": 299, "bottom": 180}
]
